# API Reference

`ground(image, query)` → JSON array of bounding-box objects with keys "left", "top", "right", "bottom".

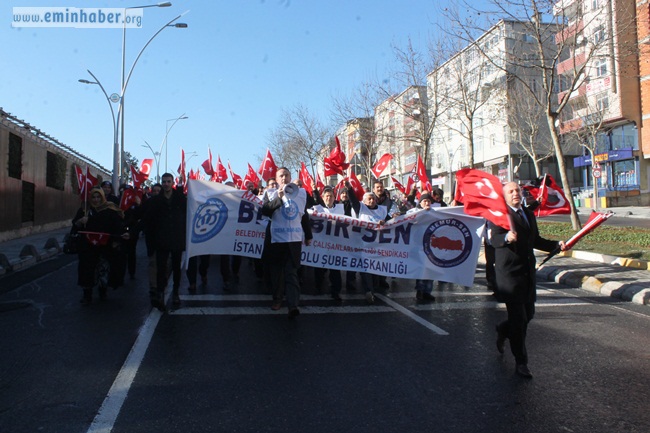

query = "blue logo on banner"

[
  {"left": 422, "top": 218, "right": 472, "bottom": 268},
  {"left": 281, "top": 199, "right": 300, "bottom": 221},
  {"left": 192, "top": 198, "right": 228, "bottom": 243}
]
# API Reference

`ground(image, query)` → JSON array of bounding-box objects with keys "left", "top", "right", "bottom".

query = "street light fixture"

[
  {"left": 142, "top": 140, "right": 161, "bottom": 183},
  {"left": 161, "top": 114, "right": 189, "bottom": 173},
  {"left": 117, "top": 3, "right": 188, "bottom": 184},
  {"left": 78, "top": 70, "right": 119, "bottom": 190}
]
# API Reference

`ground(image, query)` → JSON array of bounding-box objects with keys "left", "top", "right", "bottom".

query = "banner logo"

[
  {"left": 191, "top": 198, "right": 228, "bottom": 243},
  {"left": 422, "top": 218, "right": 472, "bottom": 268},
  {"left": 281, "top": 199, "right": 300, "bottom": 221}
]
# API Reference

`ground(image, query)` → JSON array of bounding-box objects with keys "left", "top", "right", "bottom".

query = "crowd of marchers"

[{"left": 69, "top": 169, "right": 565, "bottom": 379}]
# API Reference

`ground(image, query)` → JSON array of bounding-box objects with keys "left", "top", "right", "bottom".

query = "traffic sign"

[{"left": 593, "top": 168, "right": 602, "bottom": 178}]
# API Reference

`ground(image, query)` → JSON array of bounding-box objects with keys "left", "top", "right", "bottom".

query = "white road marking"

[
  {"left": 86, "top": 309, "right": 162, "bottom": 433},
  {"left": 375, "top": 293, "right": 449, "bottom": 335},
  {"left": 170, "top": 305, "right": 395, "bottom": 315}
]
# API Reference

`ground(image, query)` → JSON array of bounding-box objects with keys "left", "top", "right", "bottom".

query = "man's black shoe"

[
  {"left": 496, "top": 325, "right": 506, "bottom": 354},
  {"left": 516, "top": 364, "right": 533, "bottom": 378}
]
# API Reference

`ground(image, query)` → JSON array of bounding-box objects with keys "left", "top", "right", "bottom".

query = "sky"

[{"left": 2, "top": 0, "right": 459, "bottom": 181}]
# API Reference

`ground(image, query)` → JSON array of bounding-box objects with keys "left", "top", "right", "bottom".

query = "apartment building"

[
  {"left": 637, "top": 0, "right": 650, "bottom": 195},
  {"left": 555, "top": 0, "right": 646, "bottom": 206},
  {"left": 427, "top": 20, "right": 578, "bottom": 200}
]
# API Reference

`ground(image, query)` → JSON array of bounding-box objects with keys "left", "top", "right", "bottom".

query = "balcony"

[
  {"left": 557, "top": 51, "right": 586, "bottom": 75},
  {"left": 559, "top": 117, "right": 584, "bottom": 134},
  {"left": 553, "top": 0, "right": 580, "bottom": 18},
  {"left": 557, "top": 83, "right": 587, "bottom": 105},
  {"left": 555, "top": 19, "right": 584, "bottom": 45}
]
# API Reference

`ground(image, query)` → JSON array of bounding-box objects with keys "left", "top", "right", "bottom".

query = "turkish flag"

[
  {"left": 405, "top": 176, "right": 419, "bottom": 199},
  {"left": 334, "top": 177, "right": 347, "bottom": 200},
  {"left": 178, "top": 149, "right": 186, "bottom": 186},
  {"left": 79, "top": 231, "right": 111, "bottom": 246},
  {"left": 119, "top": 187, "right": 137, "bottom": 210},
  {"left": 323, "top": 136, "right": 350, "bottom": 176},
  {"left": 202, "top": 148, "right": 214, "bottom": 177},
  {"left": 130, "top": 165, "right": 148, "bottom": 188},
  {"left": 140, "top": 159, "right": 153, "bottom": 176},
  {"left": 456, "top": 168, "right": 510, "bottom": 230},
  {"left": 524, "top": 174, "right": 571, "bottom": 217},
  {"left": 391, "top": 176, "right": 406, "bottom": 195},
  {"left": 74, "top": 165, "right": 85, "bottom": 192},
  {"left": 371, "top": 153, "right": 393, "bottom": 179},
  {"left": 85, "top": 167, "right": 97, "bottom": 192},
  {"left": 347, "top": 171, "right": 365, "bottom": 201},
  {"left": 216, "top": 155, "right": 228, "bottom": 182},
  {"left": 315, "top": 173, "right": 325, "bottom": 194},
  {"left": 414, "top": 154, "right": 431, "bottom": 192},
  {"left": 228, "top": 162, "right": 243, "bottom": 189},
  {"left": 299, "top": 162, "right": 314, "bottom": 195},
  {"left": 243, "top": 163, "right": 260, "bottom": 189},
  {"left": 258, "top": 149, "right": 278, "bottom": 182}
]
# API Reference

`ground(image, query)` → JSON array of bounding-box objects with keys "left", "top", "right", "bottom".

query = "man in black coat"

[
  {"left": 144, "top": 173, "right": 187, "bottom": 311},
  {"left": 489, "top": 181, "right": 564, "bottom": 378}
]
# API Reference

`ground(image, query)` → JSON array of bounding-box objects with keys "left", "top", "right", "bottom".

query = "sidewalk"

[{"left": 1, "top": 208, "right": 648, "bottom": 305}]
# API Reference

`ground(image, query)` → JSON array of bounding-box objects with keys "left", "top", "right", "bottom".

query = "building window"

[
  {"left": 22, "top": 181, "right": 35, "bottom": 223},
  {"left": 593, "top": 25, "right": 605, "bottom": 44},
  {"left": 595, "top": 58, "right": 608, "bottom": 77},
  {"left": 591, "top": 0, "right": 601, "bottom": 10},
  {"left": 8, "top": 133, "right": 22, "bottom": 179},
  {"left": 46, "top": 151, "right": 67, "bottom": 191},
  {"left": 596, "top": 93, "right": 609, "bottom": 111},
  {"left": 612, "top": 160, "right": 637, "bottom": 188}
]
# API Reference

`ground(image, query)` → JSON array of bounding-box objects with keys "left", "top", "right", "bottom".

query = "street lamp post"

[
  {"left": 142, "top": 140, "right": 161, "bottom": 183},
  {"left": 116, "top": 3, "right": 188, "bottom": 183},
  {"left": 161, "top": 114, "right": 188, "bottom": 173},
  {"left": 78, "top": 70, "right": 119, "bottom": 190}
]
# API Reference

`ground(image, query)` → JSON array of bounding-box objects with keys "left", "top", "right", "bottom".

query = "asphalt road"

[{"left": 1, "top": 242, "right": 649, "bottom": 433}]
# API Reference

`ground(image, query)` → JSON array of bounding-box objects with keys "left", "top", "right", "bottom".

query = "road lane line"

[
  {"left": 86, "top": 309, "right": 162, "bottom": 433},
  {"left": 374, "top": 293, "right": 449, "bottom": 335},
  {"left": 170, "top": 305, "right": 395, "bottom": 315}
]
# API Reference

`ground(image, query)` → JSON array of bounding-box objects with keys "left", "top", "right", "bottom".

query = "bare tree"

[
  {"left": 268, "top": 104, "right": 333, "bottom": 176},
  {"left": 441, "top": 0, "right": 637, "bottom": 229},
  {"left": 507, "top": 79, "right": 555, "bottom": 177}
]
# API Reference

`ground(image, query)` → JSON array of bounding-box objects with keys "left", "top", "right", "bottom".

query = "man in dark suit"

[
  {"left": 489, "top": 181, "right": 564, "bottom": 378},
  {"left": 261, "top": 167, "right": 313, "bottom": 319}
]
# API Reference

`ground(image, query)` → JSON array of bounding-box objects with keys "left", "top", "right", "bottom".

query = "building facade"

[{"left": 0, "top": 108, "right": 110, "bottom": 241}]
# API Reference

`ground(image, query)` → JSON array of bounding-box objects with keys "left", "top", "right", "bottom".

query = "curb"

[
  {"left": 0, "top": 238, "right": 62, "bottom": 275},
  {"left": 478, "top": 251, "right": 650, "bottom": 307}
]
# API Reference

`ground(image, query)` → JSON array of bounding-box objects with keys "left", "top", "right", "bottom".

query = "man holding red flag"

[
  {"left": 258, "top": 149, "right": 278, "bottom": 182},
  {"left": 489, "top": 181, "right": 565, "bottom": 379}
]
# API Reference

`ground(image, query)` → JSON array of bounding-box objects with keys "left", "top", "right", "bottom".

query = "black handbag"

[{"left": 63, "top": 226, "right": 81, "bottom": 254}]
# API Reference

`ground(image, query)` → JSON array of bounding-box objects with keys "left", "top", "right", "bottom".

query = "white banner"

[{"left": 186, "top": 180, "right": 485, "bottom": 287}]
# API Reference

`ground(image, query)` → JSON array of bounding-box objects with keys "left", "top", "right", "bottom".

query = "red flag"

[
  {"left": 334, "top": 177, "right": 347, "bottom": 199},
  {"left": 315, "top": 173, "right": 325, "bottom": 194},
  {"left": 371, "top": 153, "right": 393, "bottom": 179},
  {"left": 216, "top": 155, "right": 228, "bottom": 182},
  {"left": 228, "top": 162, "right": 243, "bottom": 189},
  {"left": 347, "top": 170, "right": 365, "bottom": 201},
  {"left": 526, "top": 174, "right": 571, "bottom": 217},
  {"left": 405, "top": 175, "right": 419, "bottom": 199},
  {"left": 258, "top": 149, "right": 278, "bottom": 182},
  {"left": 456, "top": 168, "right": 511, "bottom": 230},
  {"left": 243, "top": 163, "right": 260, "bottom": 189},
  {"left": 119, "top": 187, "right": 137, "bottom": 210},
  {"left": 565, "top": 211, "right": 613, "bottom": 250},
  {"left": 391, "top": 176, "right": 406, "bottom": 195},
  {"left": 85, "top": 167, "right": 97, "bottom": 192},
  {"left": 178, "top": 149, "right": 187, "bottom": 185},
  {"left": 130, "top": 165, "right": 148, "bottom": 188},
  {"left": 75, "top": 165, "right": 85, "bottom": 194},
  {"left": 414, "top": 154, "right": 431, "bottom": 192},
  {"left": 140, "top": 159, "right": 153, "bottom": 176},
  {"left": 323, "top": 136, "right": 350, "bottom": 176},
  {"left": 79, "top": 231, "right": 111, "bottom": 246},
  {"left": 202, "top": 148, "right": 214, "bottom": 177},
  {"left": 299, "top": 162, "right": 314, "bottom": 195}
]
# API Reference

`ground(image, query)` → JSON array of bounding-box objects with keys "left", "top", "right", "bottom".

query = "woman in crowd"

[{"left": 72, "top": 187, "right": 129, "bottom": 305}]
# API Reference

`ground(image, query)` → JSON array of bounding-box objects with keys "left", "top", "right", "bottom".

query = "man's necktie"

[{"left": 517, "top": 208, "right": 529, "bottom": 228}]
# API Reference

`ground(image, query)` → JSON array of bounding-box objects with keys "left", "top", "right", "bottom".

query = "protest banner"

[{"left": 186, "top": 180, "right": 485, "bottom": 287}]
